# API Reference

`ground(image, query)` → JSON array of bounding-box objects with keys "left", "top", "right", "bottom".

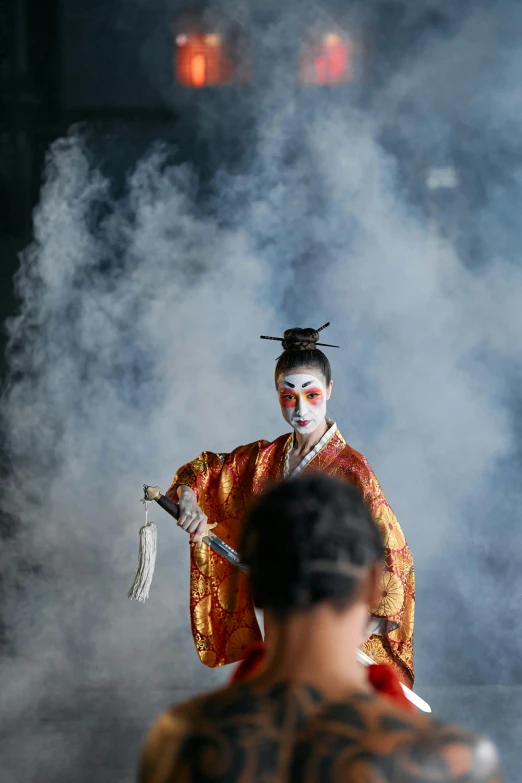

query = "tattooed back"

[{"left": 139, "top": 681, "right": 501, "bottom": 783}]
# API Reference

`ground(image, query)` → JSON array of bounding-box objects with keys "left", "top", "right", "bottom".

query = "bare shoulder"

[
  {"left": 139, "top": 691, "right": 220, "bottom": 783},
  {"left": 392, "top": 719, "right": 502, "bottom": 782},
  {"left": 317, "top": 693, "right": 502, "bottom": 783}
]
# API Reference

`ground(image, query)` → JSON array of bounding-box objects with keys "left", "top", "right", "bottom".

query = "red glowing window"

[
  {"left": 300, "top": 33, "right": 354, "bottom": 85},
  {"left": 176, "top": 33, "right": 233, "bottom": 87}
]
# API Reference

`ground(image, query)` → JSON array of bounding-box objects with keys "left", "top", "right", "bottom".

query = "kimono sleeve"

[
  {"left": 359, "top": 458, "right": 415, "bottom": 687},
  {"left": 168, "top": 443, "right": 264, "bottom": 669},
  {"left": 165, "top": 450, "right": 229, "bottom": 503}
]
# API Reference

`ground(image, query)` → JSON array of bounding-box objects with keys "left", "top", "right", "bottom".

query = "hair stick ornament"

[{"left": 260, "top": 322, "right": 339, "bottom": 349}]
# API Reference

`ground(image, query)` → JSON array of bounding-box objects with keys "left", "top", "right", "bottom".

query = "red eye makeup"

[
  {"left": 304, "top": 387, "right": 323, "bottom": 405},
  {"left": 279, "top": 388, "right": 297, "bottom": 408}
]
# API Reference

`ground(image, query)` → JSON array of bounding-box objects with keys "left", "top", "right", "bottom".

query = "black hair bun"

[{"left": 281, "top": 327, "right": 320, "bottom": 352}]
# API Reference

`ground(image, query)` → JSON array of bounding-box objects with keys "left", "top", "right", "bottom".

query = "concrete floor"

[{"left": 1, "top": 684, "right": 520, "bottom": 782}]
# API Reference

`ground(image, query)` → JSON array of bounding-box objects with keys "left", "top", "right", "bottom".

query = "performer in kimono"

[{"left": 166, "top": 324, "right": 415, "bottom": 687}]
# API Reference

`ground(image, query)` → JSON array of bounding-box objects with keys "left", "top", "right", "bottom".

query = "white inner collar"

[{"left": 284, "top": 421, "right": 338, "bottom": 478}]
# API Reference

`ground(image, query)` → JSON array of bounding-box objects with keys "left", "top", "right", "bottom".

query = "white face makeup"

[{"left": 277, "top": 372, "right": 330, "bottom": 435}]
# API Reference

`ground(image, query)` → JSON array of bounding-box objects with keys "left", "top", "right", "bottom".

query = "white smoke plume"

[{"left": 2, "top": 0, "right": 522, "bottom": 779}]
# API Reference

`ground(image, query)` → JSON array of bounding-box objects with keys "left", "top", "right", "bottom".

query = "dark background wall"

[
  {"left": 2, "top": 1, "right": 522, "bottom": 779},
  {"left": 1, "top": 0, "right": 486, "bottom": 333}
]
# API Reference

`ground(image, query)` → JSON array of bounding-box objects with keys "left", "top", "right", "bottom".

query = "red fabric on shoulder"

[
  {"left": 229, "top": 641, "right": 267, "bottom": 684},
  {"left": 367, "top": 663, "right": 414, "bottom": 711},
  {"left": 230, "top": 644, "right": 415, "bottom": 713}
]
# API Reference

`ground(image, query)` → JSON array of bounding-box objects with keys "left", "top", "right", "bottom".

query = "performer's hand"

[{"left": 176, "top": 485, "right": 209, "bottom": 543}]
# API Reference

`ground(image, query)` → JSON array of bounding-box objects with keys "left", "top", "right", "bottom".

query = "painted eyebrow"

[
  {"left": 282, "top": 381, "right": 295, "bottom": 388},
  {"left": 302, "top": 380, "right": 315, "bottom": 388}
]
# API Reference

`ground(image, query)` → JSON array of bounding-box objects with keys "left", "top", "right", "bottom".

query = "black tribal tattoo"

[{"left": 140, "top": 682, "right": 502, "bottom": 783}]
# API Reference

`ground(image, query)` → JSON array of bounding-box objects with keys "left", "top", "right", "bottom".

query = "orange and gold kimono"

[{"left": 167, "top": 427, "right": 415, "bottom": 687}]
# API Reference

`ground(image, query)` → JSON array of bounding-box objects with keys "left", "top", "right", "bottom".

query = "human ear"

[{"left": 326, "top": 380, "right": 333, "bottom": 400}]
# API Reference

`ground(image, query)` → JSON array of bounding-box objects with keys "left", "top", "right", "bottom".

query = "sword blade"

[
  {"left": 356, "top": 650, "right": 431, "bottom": 713},
  {"left": 201, "top": 534, "right": 431, "bottom": 713},
  {"left": 202, "top": 532, "right": 249, "bottom": 574}
]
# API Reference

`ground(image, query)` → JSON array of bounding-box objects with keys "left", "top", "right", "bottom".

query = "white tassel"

[{"left": 128, "top": 501, "right": 157, "bottom": 602}]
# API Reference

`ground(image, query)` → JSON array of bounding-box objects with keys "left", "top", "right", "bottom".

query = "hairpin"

[{"left": 260, "top": 322, "right": 339, "bottom": 348}]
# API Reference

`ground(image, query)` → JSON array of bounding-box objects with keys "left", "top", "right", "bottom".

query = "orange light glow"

[
  {"left": 175, "top": 33, "right": 235, "bottom": 87},
  {"left": 190, "top": 53, "right": 206, "bottom": 87},
  {"left": 300, "top": 32, "right": 353, "bottom": 85}
]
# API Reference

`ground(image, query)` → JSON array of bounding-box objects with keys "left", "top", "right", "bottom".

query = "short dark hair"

[{"left": 241, "top": 474, "right": 384, "bottom": 617}]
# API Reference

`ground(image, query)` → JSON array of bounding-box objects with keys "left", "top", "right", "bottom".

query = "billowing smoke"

[{"left": 2, "top": 0, "right": 522, "bottom": 779}]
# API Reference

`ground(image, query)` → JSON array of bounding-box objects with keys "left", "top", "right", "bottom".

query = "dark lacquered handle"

[{"left": 156, "top": 494, "right": 180, "bottom": 520}]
